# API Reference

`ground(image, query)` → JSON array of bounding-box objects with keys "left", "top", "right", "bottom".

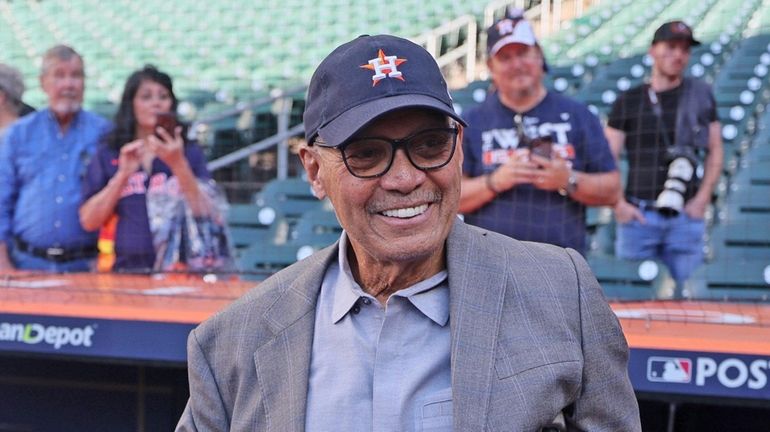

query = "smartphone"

[
  {"left": 155, "top": 112, "right": 178, "bottom": 137},
  {"left": 529, "top": 136, "right": 553, "bottom": 159}
]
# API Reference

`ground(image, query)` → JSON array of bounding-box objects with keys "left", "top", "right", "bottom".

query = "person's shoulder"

[
  {"left": 544, "top": 91, "right": 593, "bottom": 113},
  {"left": 81, "top": 109, "right": 112, "bottom": 128},
  {"left": 192, "top": 246, "right": 333, "bottom": 348},
  {"left": 684, "top": 76, "right": 714, "bottom": 93},
  {"left": 618, "top": 83, "right": 646, "bottom": 100},
  {"left": 3, "top": 110, "right": 43, "bottom": 142},
  {"left": 11, "top": 109, "right": 45, "bottom": 129},
  {"left": 463, "top": 91, "right": 500, "bottom": 120},
  {"left": 461, "top": 222, "right": 573, "bottom": 266}
]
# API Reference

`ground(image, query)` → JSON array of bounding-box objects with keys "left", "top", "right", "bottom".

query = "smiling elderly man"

[{"left": 177, "top": 35, "right": 641, "bottom": 432}]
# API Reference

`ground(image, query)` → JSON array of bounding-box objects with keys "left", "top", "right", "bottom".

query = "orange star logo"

[{"left": 360, "top": 49, "right": 407, "bottom": 86}]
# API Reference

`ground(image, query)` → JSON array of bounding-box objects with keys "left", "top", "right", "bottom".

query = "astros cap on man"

[{"left": 303, "top": 34, "right": 466, "bottom": 148}]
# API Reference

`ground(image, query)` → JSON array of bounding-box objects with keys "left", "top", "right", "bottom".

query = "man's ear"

[{"left": 299, "top": 146, "right": 327, "bottom": 200}]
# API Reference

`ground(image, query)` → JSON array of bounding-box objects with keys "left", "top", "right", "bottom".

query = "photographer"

[
  {"left": 606, "top": 21, "right": 723, "bottom": 287},
  {"left": 460, "top": 10, "right": 620, "bottom": 253}
]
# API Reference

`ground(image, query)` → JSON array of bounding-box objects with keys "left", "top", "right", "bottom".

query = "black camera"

[{"left": 655, "top": 147, "right": 701, "bottom": 217}]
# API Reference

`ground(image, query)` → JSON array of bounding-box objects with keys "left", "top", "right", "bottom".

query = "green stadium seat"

[
  {"left": 588, "top": 254, "right": 674, "bottom": 300},
  {"left": 254, "top": 177, "right": 330, "bottom": 222},
  {"left": 685, "top": 258, "right": 770, "bottom": 300}
]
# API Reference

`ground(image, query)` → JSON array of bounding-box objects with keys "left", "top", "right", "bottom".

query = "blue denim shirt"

[
  {"left": 0, "top": 108, "right": 111, "bottom": 249},
  {"left": 306, "top": 232, "right": 452, "bottom": 431}
]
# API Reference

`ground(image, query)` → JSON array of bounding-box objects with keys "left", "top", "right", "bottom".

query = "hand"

[
  {"left": 148, "top": 126, "right": 186, "bottom": 171},
  {"left": 530, "top": 154, "right": 570, "bottom": 192},
  {"left": 614, "top": 198, "right": 646, "bottom": 224},
  {"left": 116, "top": 139, "right": 144, "bottom": 176},
  {"left": 488, "top": 149, "right": 539, "bottom": 192},
  {"left": 684, "top": 195, "right": 709, "bottom": 220}
]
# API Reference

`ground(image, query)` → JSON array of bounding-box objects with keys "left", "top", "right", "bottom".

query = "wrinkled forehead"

[{"left": 43, "top": 56, "right": 84, "bottom": 77}]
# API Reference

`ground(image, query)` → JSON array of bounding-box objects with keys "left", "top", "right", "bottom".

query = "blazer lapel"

[
  {"left": 253, "top": 245, "right": 338, "bottom": 432},
  {"left": 447, "top": 221, "right": 508, "bottom": 431}
]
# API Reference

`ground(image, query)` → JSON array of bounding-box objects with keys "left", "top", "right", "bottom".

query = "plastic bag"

[{"left": 146, "top": 177, "right": 237, "bottom": 273}]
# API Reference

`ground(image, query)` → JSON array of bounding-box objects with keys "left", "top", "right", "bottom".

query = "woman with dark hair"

[{"left": 80, "top": 65, "right": 213, "bottom": 271}]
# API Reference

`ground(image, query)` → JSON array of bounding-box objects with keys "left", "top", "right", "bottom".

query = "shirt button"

[
  {"left": 54, "top": 220, "right": 61, "bottom": 228},
  {"left": 55, "top": 196, "right": 63, "bottom": 204},
  {"left": 361, "top": 297, "right": 372, "bottom": 305},
  {"left": 351, "top": 305, "right": 361, "bottom": 315},
  {"left": 57, "top": 174, "right": 66, "bottom": 182}
]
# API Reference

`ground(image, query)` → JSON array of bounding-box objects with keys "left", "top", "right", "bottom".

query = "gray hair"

[
  {"left": 0, "top": 63, "right": 25, "bottom": 113},
  {"left": 40, "top": 45, "right": 83, "bottom": 77}
]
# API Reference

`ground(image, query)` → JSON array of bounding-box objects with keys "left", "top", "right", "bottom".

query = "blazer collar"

[{"left": 446, "top": 219, "right": 509, "bottom": 430}]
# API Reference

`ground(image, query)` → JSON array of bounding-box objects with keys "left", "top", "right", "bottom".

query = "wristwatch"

[{"left": 558, "top": 170, "right": 578, "bottom": 197}]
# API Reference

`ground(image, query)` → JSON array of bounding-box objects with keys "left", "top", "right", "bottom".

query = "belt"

[
  {"left": 626, "top": 196, "right": 658, "bottom": 211},
  {"left": 14, "top": 237, "right": 98, "bottom": 263},
  {"left": 626, "top": 196, "right": 680, "bottom": 218}
]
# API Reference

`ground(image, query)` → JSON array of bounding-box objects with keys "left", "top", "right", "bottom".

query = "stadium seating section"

[
  {"left": 2, "top": 0, "right": 769, "bottom": 299},
  {"left": 0, "top": 0, "right": 490, "bottom": 110}
]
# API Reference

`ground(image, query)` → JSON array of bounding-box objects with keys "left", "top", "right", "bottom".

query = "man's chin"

[{"left": 51, "top": 102, "right": 82, "bottom": 116}]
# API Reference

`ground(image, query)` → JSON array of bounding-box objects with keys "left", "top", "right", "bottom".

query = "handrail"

[
  {"left": 206, "top": 123, "right": 304, "bottom": 172},
  {"left": 412, "top": 14, "right": 478, "bottom": 83},
  {"left": 193, "top": 84, "right": 306, "bottom": 126}
]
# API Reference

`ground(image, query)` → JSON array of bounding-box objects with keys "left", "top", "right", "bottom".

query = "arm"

[
  {"left": 531, "top": 155, "right": 621, "bottom": 206},
  {"left": 605, "top": 126, "right": 645, "bottom": 224},
  {"left": 684, "top": 121, "right": 723, "bottom": 219},
  {"left": 566, "top": 249, "right": 642, "bottom": 431},
  {"left": 459, "top": 174, "right": 502, "bottom": 213},
  {"left": 0, "top": 243, "right": 13, "bottom": 272},
  {"left": 459, "top": 150, "right": 538, "bottom": 213},
  {"left": 150, "top": 127, "right": 210, "bottom": 217},
  {"left": 176, "top": 329, "right": 229, "bottom": 431},
  {"left": 79, "top": 141, "right": 143, "bottom": 232},
  {"left": 0, "top": 130, "right": 19, "bottom": 271}
]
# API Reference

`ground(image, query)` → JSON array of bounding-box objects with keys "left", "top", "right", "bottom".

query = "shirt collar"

[
  {"left": 330, "top": 231, "right": 449, "bottom": 326},
  {"left": 44, "top": 107, "right": 82, "bottom": 131}
]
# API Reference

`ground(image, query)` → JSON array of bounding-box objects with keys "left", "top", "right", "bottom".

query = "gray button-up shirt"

[{"left": 305, "top": 232, "right": 452, "bottom": 432}]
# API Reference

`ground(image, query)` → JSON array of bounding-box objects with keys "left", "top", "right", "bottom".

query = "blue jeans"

[
  {"left": 11, "top": 248, "right": 94, "bottom": 273},
  {"left": 615, "top": 208, "right": 705, "bottom": 284}
]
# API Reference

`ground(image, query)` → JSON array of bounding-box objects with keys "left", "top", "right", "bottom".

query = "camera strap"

[
  {"left": 513, "top": 113, "right": 527, "bottom": 145},
  {"left": 646, "top": 86, "right": 675, "bottom": 150}
]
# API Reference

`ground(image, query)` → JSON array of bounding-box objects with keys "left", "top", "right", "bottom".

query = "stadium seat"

[
  {"left": 254, "top": 177, "right": 329, "bottom": 222},
  {"left": 236, "top": 208, "right": 341, "bottom": 277},
  {"left": 227, "top": 203, "right": 290, "bottom": 250},
  {"left": 587, "top": 254, "right": 675, "bottom": 300},
  {"left": 685, "top": 258, "right": 770, "bottom": 300}
]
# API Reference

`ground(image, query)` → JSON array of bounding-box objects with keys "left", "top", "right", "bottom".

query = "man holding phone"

[{"left": 460, "top": 9, "right": 620, "bottom": 253}]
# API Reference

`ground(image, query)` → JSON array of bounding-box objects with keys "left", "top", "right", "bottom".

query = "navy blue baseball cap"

[
  {"left": 303, "top": 34, "right": 466, "bottom": 148},
  {"left": 486, "top": 8, "right": 548, "bottom": 72}
]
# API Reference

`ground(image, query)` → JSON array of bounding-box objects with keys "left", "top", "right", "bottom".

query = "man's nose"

[{"left": 379, "top": 149, "right": 424, "bottom": 193}]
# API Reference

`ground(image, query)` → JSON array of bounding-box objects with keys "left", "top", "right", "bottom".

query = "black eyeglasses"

[{"left": 316, "top": 127, "right": 459, "bottom": 179}]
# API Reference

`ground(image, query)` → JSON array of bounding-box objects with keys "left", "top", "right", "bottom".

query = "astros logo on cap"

[
  {"left": 671, "top": 22, "right": 690, "bottom": 35},
  {"left": 360, "top": 49, "right": 407, "bottom": 86}
]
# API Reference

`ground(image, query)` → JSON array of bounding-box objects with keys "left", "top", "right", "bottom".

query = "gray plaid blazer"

[{"left": 177, "top": 220, "right": 641, "bottom": 431}]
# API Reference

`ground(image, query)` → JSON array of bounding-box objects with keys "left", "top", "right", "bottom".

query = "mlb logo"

[{"left": 647, "top": 356, "right": 692, "bottom": 383}]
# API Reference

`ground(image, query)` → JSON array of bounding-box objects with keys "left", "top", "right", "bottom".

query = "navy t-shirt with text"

[{"left": 462, "top": 91, "right": 616, "bottom": 252}]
